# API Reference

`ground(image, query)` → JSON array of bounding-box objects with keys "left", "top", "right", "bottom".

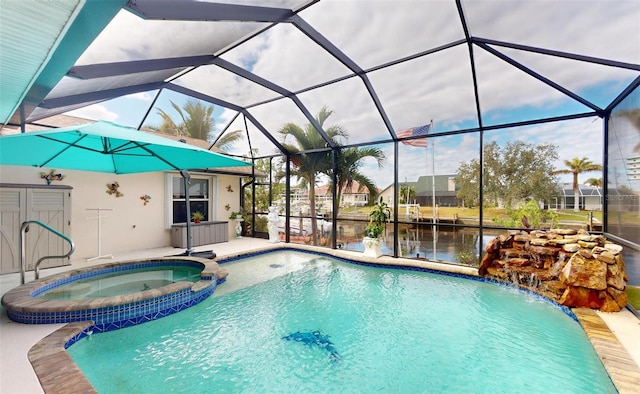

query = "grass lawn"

[
  {"left": 346, "top": 204, "right": 640, "bottom": 228},
  {"left": 627, "top": 286, "right": 640, "bottom": 310},
  {"left": 355, "top": 205, "right": 603, "bottom": 226}
]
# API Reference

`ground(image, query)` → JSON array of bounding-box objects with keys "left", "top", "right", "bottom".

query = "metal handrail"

[{"left": 20, "top": 220, "right": 75, "bottom": 284}]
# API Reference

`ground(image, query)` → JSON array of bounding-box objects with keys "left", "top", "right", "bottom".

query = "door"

[{"left": 0, "top": 186, "right": 72, "bottom": 274}]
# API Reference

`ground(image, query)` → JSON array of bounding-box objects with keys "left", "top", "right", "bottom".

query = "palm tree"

[
  {"left": 279, "top": 106, "right": 347, "bottom": 245},
  {"left": 586, "top": 177, "right": 603, "bottom": 188},
  {"left": 399, "top": 183, "right": 416, "bottom": 204},
  {"left": 149, "top": 99, "right": 215, "bottom": 141},
  {"left": 148, "top": 100, "right": 245, "bottom": 151},
  {"left": 552, "top": 157, "right": 602, "bottom": 212},
  {"left": 330, "top": 146, "right": 385, "bottom": 215},
  {"left": 325, "top": 146, "right": 385, "bottom": 247},
  {"left": 178, "top": 99, "right": 215, "bottom": 141},
  {"left": 213, "top": 129, "right": 244, "bottom": 152},
  {"left": 151, "top": 105, "right": 183, "bottom": 136}
]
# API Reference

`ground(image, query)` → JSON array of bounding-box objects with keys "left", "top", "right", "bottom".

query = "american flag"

[{"left": 396, "top": 122, "right": 431, "bottom": 147}]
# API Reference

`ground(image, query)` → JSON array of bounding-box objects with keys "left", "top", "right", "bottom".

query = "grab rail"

[{"left": 20, "top": 220, "right": 75, "bottom": 284}]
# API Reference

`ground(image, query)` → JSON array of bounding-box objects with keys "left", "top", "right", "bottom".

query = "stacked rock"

[{"left": 479, "top": 229, "right": 628, "bottom": 312}]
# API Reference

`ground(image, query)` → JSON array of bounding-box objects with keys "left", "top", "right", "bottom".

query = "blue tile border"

[
  {"left": 9, "top": 283, "right": 216, "bottom": 330},
  {"left": 3, "top": 258, "right": 220, "bottom": 332}
]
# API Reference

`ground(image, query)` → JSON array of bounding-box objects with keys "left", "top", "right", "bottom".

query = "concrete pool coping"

[{"left": 2, "top": 239, "right": 639, "bottom": 393}]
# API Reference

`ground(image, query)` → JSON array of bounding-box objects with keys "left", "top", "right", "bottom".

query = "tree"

[
  {"left": 147, "top": 100, "right": 244, "bottom": 151},
  {"left": 329, "top": 146, "right": 385, "bottom": 213},
  {"left": 148, "top": 99, "right": 215, "bottom": 141},
  {"left": 552, "top": 157, "right": 602, "bottom": 212},
  {"left": 455, "top": 160, "right": 479, "bottom": 208},
  {"left": 323, "top": 146, "right": 385, "bottom": 247},
  {"left": 586, "top": 177, "right": 603, "bottom": 188},
  {"left": 279, "top": 106, "right": 347, "bottom": 245},
  {"left": 177, "top": 99, "right": 215, "bottom": 141},
  {"left": 399, "top": 183, "right": 416, "bottom": 204},
  {"left": 455, "top": 141, "right": 561, "bottom": 209},
  {"left": 214, "top": 129, "right": 244, "bottom": 152}
]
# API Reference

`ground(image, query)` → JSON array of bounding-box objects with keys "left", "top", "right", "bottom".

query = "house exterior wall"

[
  {"left": 378, "top": 186, "right": 395, "bottom": 206},
  {"left": 0, "top": 165, "right": 243, "bottom": 260},
  {"left": 341, "top": 192, "right": 368, "bottom": 207},
  {"left": 217, "top": 175, "right": 242, "bottom": 240},
  {"left": 583, "top": 195, "right": 603, "bottom": 210}
]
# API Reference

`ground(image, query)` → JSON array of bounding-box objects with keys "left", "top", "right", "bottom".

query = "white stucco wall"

[
  {"left": 216, "top": 175, "right": 244, "bottom": 239},
  {"left": 0, "top": 165, "right": 244, "bottom": 260}
]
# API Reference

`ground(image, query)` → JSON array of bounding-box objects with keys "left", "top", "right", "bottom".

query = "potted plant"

[
  {"left": 363, "top": 197, "right": 391, "bottom": 258},
  {"left": 229, "top": 211, "right": 246, "bottom": 237},
  {"left": 191, "top": 211, "right": 205, "bottom": 223}
]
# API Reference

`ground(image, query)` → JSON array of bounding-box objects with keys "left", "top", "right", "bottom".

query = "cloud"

[
  {"left": 196, "top": 1, "right": 633, "bottom": 155},
  {"left": 127, "top": 92, "right": 153, "bottom": 102},
  {"left": 76, "top": 10, "right": 263, "bottom": 64},
  {"left": 66, "top": 104, "right": 119, "bottom": 122},
  {"left": 63, "top": 1, "right": 634, "bottom": 189}
]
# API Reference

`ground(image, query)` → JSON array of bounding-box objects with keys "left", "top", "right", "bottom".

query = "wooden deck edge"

[{"left": 573, "top": 308, "right": 640, "bottom": 394}]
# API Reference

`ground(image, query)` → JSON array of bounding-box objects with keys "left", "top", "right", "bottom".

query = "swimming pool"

[{"left": 68, "top": 250, "right": 616, "bottom": 393}]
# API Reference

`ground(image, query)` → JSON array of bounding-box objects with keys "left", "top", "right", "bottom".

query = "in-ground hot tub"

[{"left": 1, "top": 257, "right": 227, "bottom": 332}]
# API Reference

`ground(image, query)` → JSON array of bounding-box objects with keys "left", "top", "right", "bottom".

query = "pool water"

[
  {"left": 68, "top": 251, "right": 615, "bottom": 393},
  {"left": 38, "top": 266, "right": 202, "bottom": 300}
]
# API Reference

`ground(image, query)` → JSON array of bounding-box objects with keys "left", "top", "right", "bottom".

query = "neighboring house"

[
  {"left": 339, "top": 181, "right": 372, "bottom": 208},
  {"left": 285, "top": 181, "right": 375, "bottom": 215},
  {"left": 379, "top": 175, "right": 460, "bottom": 208},
  {"left": 378, "top": 180, "right": 415, "bottom": 206},
  {"left": 316, "top": 181, "right": 372, "bottom": 208},
  {"left": 313, "top": 184, "right": 334, "bottom": 213},
  {"left": 286, "top": 185, "right": 313, "bottom": 214},
  {"left": 0, "top": 115, "right": 256, "bottom": 273},
  {"left": 549, "top": 184, "right": 603, "bottom": 211}
]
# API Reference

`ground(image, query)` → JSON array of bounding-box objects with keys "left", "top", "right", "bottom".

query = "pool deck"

[{"left": 1, "top": 238, "right": 639, "bottom": 393}]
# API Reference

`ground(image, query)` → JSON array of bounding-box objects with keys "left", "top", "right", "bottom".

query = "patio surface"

[{"left": 1, "top": 238, "right": 639, "bottom": 393}]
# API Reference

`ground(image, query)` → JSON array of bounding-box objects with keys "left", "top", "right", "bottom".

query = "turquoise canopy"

[
  {"left": 0, "top": 120, "right": 251, "bottom": 256},
  {"left": 0, "top": 120, "right": 251, "bottom": 173}
]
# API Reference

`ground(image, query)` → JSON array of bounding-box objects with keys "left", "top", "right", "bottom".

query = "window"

[{"left": 171, "top": 175, "right": 211, "bottom": 223}]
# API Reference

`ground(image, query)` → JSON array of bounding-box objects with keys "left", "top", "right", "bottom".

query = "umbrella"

[{"left": 0, "top": 120, "right": 252, "bottom": 256}]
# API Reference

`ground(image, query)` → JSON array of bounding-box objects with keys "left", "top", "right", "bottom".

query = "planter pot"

[
  {"left": 234, "top": 218, "right": 244, "bottom": 238},
  {"left": 362, "top": 236, "right": 383, "bottom": 258}
]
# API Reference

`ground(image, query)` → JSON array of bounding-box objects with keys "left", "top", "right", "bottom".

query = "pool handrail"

[{"left": 20, "top": 220, "right": 75, "bottom": 284}]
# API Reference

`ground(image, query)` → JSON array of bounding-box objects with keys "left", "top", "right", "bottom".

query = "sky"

[{"left": 65, "top": 0, "right": 639, "bottom": 190}]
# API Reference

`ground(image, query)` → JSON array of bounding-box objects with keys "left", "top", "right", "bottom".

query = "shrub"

[
  {"left": 365, "top": 197, "right": 391, "bottom": 238},
  {"left": 492, "top": 200, "right": 558, "bottom": 229}
]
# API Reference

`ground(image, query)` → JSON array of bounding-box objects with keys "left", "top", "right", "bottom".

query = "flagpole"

[{"left": 430, "top": 120, "right": 436, "bottom": 261}]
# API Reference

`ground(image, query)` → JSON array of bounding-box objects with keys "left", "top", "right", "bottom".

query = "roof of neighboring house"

[
  {"left": 314, "top": 181, "right": 377, "bottom": 197},
  {"left": 0, "top": 115, "right": 263, "bottom": 177},
  {"left": 380, "top": 175, "right": 456, "bottom": 195},
  {"left": 415, "top": 175, "right": 457, "bottom": 194},
  {"left": 379, "top": 181, "right": 416, "bottom": 196},
  {"left": 561, "top": 184, "right": 603, "bottom": 196},
  {"left": 1, "top": 114, "right": 90, "bottom": 133}
]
